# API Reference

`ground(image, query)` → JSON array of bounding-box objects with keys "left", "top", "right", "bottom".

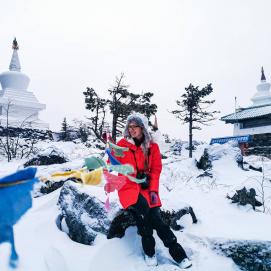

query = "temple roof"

[{"left": 221, "top": 103, "right": 271, "bottom": 123}]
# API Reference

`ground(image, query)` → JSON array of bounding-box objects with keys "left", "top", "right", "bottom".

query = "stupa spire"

[
  {"left": 261, "top": 66, "right": 266, "bottom": 82},
  {"left": 9, "top": 38, "right": 21, "bottom": 72}
]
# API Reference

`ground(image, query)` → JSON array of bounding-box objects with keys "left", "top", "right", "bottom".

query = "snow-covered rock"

[
  {"left": 57, "top": 181, "right": 112, "bottom": 245},
  {"left": 206, "top": 141, "right": 242, "bottom": 162},
  {"left": 212, "top": 240, "right": 271, "bottom": 271},
  {"left": 24, "top": 146, "right": 69, "bottom": 167}
]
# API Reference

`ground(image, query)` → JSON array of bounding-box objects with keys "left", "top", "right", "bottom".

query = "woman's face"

[{"left": 128, "top": 121, "right": 143, "bottom": 140}]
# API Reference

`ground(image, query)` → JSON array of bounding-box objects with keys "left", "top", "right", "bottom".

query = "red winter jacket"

[{"left": 115, "top": 138, "right": 162, "bottom": 209}]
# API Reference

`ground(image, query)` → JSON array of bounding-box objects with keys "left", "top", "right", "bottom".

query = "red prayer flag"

[{"left": 103, "top": 170, "right": 126, "bottom": 193}]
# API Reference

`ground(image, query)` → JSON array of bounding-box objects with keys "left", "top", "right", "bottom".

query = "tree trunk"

[
  {"left": 112, "top": 114, "right": 117, "bottom": 143},
  {"left": 111, "top": 92, "right": 117, "bottom": 142},
  {"left": 189, "top": 110, "right": 193, "bottom": 158}
]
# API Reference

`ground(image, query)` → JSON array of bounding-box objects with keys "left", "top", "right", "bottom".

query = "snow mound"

[{"left": 201, "top": 141, "right": 242, "bottom": 162}]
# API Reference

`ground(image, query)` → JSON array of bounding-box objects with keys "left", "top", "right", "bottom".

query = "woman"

[{"left": 114, "top": 113, "right": 192, "bottom": 268}]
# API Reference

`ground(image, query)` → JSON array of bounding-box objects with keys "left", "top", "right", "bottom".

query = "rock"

[
  {"left": 40, "top": 177, "right": 81, "bottom": 194},
  {"left": 108, "top": 206, "right": 197, "bottom": 239},
  {"left": 57, "top": 181, "right": 111, "bottom": 245},
  {"left": 227, "top": 187, "right": 263, "bottom": 210},
  {"left": 57, "top": 182, "right": 198, "bottom": 244},
  {"left": 24, "top": 146, "right": 69, "bottom": 167},
  {"left": 107, "top": 209, "right": 136, "bottom": 239},
  {"left": 213, "top": 240, "right": 271, "bottom": 271}
]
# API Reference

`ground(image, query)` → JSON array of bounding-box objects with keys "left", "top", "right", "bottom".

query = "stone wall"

[
  {"left": 247, "top": 133, "right": 271, "bottom": 158},
  {"left": 0, "top": 126, "right": 53, "bottom": 140}
]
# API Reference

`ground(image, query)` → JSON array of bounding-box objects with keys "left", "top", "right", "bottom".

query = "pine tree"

[
  {"left": 108, "top": 73, "right": 157, "bottom": 142},
  {"left": 171, "top": 83, "right": 219, "bottom": 158},
  {"left": 84, "top": 74, "right": 158, "bottom": 143},
  {"left": 60, "top": 117, "right": 70, "bottom": 141},
  {"left": 83, "top": 87, "right": 108, "bottom": 142}
]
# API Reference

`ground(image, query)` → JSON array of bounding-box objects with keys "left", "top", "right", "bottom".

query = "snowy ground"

[{"left": 0, "top": 140, "right": 271, "bottom": 271}]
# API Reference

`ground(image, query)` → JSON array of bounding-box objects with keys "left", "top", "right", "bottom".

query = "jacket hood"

[{"left": 123, "top": 112, "right": 152, "bottom": 154}]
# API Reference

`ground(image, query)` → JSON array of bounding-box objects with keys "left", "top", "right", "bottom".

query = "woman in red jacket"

[{"left": 115, "top": 113, "right": 192, "bottom": 269}]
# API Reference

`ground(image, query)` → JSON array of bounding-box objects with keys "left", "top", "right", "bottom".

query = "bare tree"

[
  {"left": 0, "top": 101, "right": 38, "bottom": 161},
  {"left": 254, "top": 157, "right": 271, "bottom": 213}
]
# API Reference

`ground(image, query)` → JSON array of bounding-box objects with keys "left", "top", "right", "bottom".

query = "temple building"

[
  {"left": 211, "top": 68, "right": 271, "bottom": 157},
  {"left": 0, "top": 39, "right": 48, "bottom": 130}
]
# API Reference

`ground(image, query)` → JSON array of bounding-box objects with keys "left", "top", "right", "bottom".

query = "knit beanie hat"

[{"left": 124, "top": 112, "right": 152, "bottom": 153}]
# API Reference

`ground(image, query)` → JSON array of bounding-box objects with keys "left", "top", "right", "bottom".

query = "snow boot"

[
  {"left": 144, "top": 254, "right": 158, "bottom": 267},
  {"left": 178, "top": 258, "right": 192, "bottom": 269}
]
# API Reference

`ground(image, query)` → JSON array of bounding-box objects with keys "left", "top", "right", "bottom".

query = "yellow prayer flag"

[{"left": 82, "top": 168, "right": 103, "bottom": 185}]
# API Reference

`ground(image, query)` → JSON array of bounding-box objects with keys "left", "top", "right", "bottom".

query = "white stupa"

[
  {"left": 251, "top": 67, "right": 271, "bottom": 106},
  {"left": 0, "top": 38, "right": 49, "bottom": 130},
  {"left": 221, "top": 67, "right": 271, "bottom": 136}
]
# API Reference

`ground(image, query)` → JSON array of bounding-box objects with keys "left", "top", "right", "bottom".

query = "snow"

[{"left": 1, "top": 140, "right": 271, "bottom": 271}]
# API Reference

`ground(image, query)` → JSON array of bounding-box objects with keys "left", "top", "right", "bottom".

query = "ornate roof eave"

[
  {"left": 221, "top": 112, "right": 271, "bottom": 123},
  {"left": 221, "top": 116, "right": 271, "bottom": 124},
  {"left": 221, "top": 103, "right": 271, "bottom": 123}
]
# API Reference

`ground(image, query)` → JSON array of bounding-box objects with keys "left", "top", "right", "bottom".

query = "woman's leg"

[
  {"left": 128, "top": 194, "right": 156, "bottom": 257},
  {"left": 150, "top": 207, "right": 188, "bottom": 263}
]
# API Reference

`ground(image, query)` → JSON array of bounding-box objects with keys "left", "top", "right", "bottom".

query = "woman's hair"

[{"left": 123, "top": 112, "right": 152, "bottom": 154}]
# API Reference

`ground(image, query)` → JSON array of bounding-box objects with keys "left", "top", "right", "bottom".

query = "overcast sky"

[{"left": 1, "top": 0, "right": 271, "bottom": 141}]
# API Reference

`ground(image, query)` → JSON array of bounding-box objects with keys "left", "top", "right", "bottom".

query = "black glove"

[{"left": 140, "top": 176, "right": 150, "bottom": 189}]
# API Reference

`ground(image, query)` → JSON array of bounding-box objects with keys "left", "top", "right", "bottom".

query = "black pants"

[{"left": 128, "top": 194, "right": 187, "bottom": 263}]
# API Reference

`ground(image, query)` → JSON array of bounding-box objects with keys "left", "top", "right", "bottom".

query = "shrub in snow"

[
  {"left": 170, "top": 140, "right": 182, "bottom": 155},
  {"left": 24, "top": 146, "right": 69, "bottom": 167},
  {"left": 182, "top": 140, "right": 203, "bottom": 151},
  {"left": 227, "top": 187, "right": 263, "bottom": 210},
  {"left": 163, "top": 134, "right": 171, "bottom": 143},
  {"left": 213, "top": 240, "right": 271, "bottom": 271},
  {"left": 0, "top": 137, "right": 39, "bottom": 161},
  {"left": 196, "top": 148, "right": 212, "bottom": 171},
  {"left": 57, "top": 182, "right": 198, "bottom": 244},
  {"left": 0, "top": 126, "right": 52, "bottom": 162}
]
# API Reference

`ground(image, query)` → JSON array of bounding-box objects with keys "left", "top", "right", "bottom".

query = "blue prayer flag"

[
  {"left": 0, "top": 167, "right": 38, "bottom": 268},
  {"left": 106, "top": 148, "right": 121, "bottom": 165}
]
